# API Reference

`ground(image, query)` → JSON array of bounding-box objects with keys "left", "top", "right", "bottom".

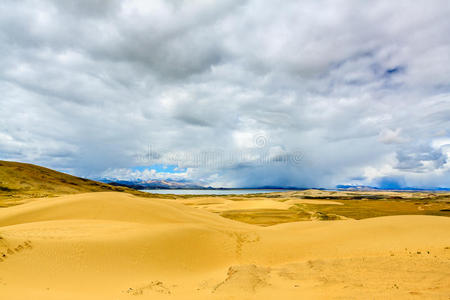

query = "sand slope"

[{"left": 0, "top": 192, "right": 449, "bottom": 299}]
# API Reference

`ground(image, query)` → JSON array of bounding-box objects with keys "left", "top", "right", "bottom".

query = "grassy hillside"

[{"left": 0, "top": 160, "right": 154, "bottom": 206}]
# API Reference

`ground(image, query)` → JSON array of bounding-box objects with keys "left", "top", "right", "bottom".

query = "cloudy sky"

[{"left": 1, "top": 0, "right": 450, "bottom": 188}]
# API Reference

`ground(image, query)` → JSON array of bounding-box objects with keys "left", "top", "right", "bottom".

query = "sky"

[{"left": 1, "top": 0, "right": 450, "bottom": 188}]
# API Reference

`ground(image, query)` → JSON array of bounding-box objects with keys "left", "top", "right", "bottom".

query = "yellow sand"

[
  {"left": 184, "top": 198, "right": 292, "bottom": 212},
  {"left": 283, "top": 198, "right": 343, "bottom": 205},
  {"left": 0, "top": 192, "right": 449, "bottom": 299},
  {"left": 180, "top": 197, "right": 342, "bottom": 214}
]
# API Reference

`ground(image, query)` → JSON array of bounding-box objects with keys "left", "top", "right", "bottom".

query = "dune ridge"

[{"left": 0, "top": 192, "right": 449, "bottom": 299}]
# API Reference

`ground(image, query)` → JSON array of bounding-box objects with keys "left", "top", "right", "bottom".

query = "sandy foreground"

[{"left": 0, "top": 192, "right": 449, "bottom": 299}]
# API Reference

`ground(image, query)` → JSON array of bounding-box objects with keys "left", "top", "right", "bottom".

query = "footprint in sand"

[
  {"left": 222, "top": 231, "right": 260, "bottom": 258},
  {"left": 125, "top": 281, "right": 171, "bottom": 296},
  {"left": 0, "top": 252, "right": 9, "bottom": 262},
  {"left": 0, "top": 241, "right": 34, "bottom": 262},
  {"left": 213, "top": 264, "right": 271, "bottom": 294},
  {"left": 24, "top": 241, "right": 33, "bottom": 249},
  {"left": 409, "top": 291, "right": 422, "bottom": 295}
]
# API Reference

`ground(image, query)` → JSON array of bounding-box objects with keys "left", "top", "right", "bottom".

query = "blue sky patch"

[
  {"left": 384, "top": 66, "right": 405, "bottom": 76},
  {"left": 131, "top": 164, "right": 187, "bottom": 174}
]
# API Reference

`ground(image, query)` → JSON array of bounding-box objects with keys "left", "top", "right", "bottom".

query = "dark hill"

[{"left": 0, "top": 160, "right": 153, "bottom": 206}]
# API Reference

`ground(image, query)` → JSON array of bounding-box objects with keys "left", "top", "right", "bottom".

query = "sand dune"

[
  {"left": 183, "top": 198, "right": 293, "bottom": 212},
  {"left": 180, "top": 197, "right": 342, "bottom": 213},
  {"left": 283, "top": 198, "right": 343, "bottom": 205},
  {"left": 0, "top": 192, "right": 449, "bottom": 299}
]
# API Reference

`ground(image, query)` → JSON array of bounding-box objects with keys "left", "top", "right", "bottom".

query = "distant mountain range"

[
  {"left": 99, "top": 179, "right": 308, "bottom": 190},
  {"left": 100, "top": 179, "right": 207, "bottom": 190},
  {"left": 336, "top": 185, "right": 450, "bottom": 191},
  {"left": 98, "top": 179, "right": 450, "bottom": 192}
]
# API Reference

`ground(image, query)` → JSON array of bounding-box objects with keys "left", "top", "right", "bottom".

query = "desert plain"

[{"left": 0, "top": 161, "right": 449, "bottom": 299}]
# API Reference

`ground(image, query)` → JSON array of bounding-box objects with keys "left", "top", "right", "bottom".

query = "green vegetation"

[
  {"left": 207, "top": 190, "right": 450, "bottom": 226},
  {"left": 300, "top": 199, "right": 450, "bottom": 220},
  {"left": 217, "top": 204, "right": 348, "bottom": 226},
  {"left": 216, "top": 197, "right": 450, "bottom": 226}
]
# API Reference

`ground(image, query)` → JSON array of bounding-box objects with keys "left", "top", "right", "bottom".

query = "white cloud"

[
  {"left": 0, "top": 0, "right": 449, "bottom": 188},
  {"left": 378, "top": 128, "right": 407, "bottom": 144}
]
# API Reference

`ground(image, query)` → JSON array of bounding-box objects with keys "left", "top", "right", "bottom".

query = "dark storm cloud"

[
  {"left": 1, "top": 0, "right": 450, "bottom": 188},
  {"left": 396, "top": 146, "right": 447, "bottom": 172}
]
